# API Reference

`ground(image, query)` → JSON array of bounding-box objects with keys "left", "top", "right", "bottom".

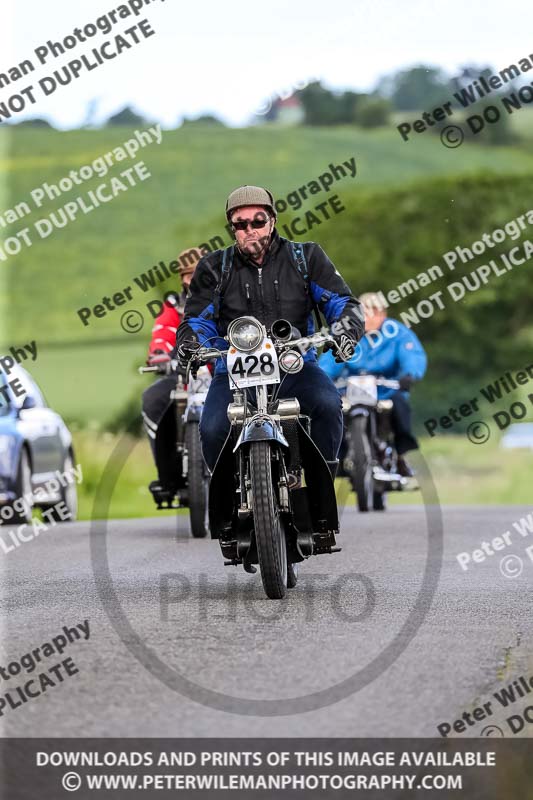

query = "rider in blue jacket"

[{"left": 319, "top": 292, "right": 427, "bottom": 475}]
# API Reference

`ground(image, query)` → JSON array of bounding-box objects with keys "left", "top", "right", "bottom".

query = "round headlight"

[{"left": 227, "top": 317, "right": 264, "bottom": 352}]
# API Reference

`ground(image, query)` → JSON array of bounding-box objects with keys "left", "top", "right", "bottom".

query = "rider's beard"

[{"left": 240, "top": 231, "right": 271, "bottom": 260}]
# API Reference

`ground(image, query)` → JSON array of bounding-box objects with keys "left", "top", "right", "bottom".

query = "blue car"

[{"left": 0, "top": 362, "right": 78, "bottom": 526}]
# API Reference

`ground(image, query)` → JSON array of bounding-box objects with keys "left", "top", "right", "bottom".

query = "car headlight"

[{"left": 227, "top": 317, "right": 264, "bottom": 353}]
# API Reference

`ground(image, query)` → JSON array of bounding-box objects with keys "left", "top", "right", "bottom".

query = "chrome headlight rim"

[{"left": 227, "top": 317, "right": 265, "bottom": 353}]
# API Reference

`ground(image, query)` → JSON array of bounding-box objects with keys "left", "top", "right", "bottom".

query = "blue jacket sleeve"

[
  {"left": 318, "top": 348, "right": 345, "bottom": 380},
  {"left": 307, "top": 244, "right": 364, "bottom": 342},
  {"left": 176, "top": 254, "right": 226, "bottom": 350},
  {"left": 396, "top": 326, "right": 427, "bottom": 380}
]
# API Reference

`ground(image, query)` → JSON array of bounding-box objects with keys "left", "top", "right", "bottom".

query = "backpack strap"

[
  {"left": 289, "top": 241, "right": 322, "bottom": 330},
  {"left": 213, "top": 245, "right": 234, "bottom": 324}
]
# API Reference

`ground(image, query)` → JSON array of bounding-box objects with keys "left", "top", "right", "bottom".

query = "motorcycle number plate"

[
  {"left": 227, "top": 339, "right": 280, "bottom": 388},
  {"left": 188, "top": 365, "right": 211, "bottom": 394},
  {"left": 346, "top": 376, "right": 378, "bottom": 406}
]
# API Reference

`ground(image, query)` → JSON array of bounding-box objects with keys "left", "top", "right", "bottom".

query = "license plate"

[
  {"left": 227, "top": 339, "right": 280, "bottom": 388},
  {"left": 188, "top": 366, "right": 211, "bottom": 394},
  {"left": 346, "top": 375, "right": 378, "bottom": 406}
]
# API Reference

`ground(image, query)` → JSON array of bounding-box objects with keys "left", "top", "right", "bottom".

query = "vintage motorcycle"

[
  {"left": 139, "top": 362, "right": 211, "bottom": 537},
  {"left": 336, "top": 374, "right": 416, "bottom": 512},
  {"left": 185, "top": 316, "right": 345, "bottom": 600}
]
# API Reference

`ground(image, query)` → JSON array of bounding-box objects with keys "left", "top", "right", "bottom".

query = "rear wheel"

[
  {"left": 349, "top": 416, "right": 373, "bottom": 513},
  {"left": 185, "top": 421, "right": 209, "bottom": 538},
  {"left": 373, "top": 490, "right": 386, "bottom": 511},
  {"left": 250, "top": 441, "right": 287, "bottom": 599}
]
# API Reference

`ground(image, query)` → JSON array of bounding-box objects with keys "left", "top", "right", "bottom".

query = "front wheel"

[
  {"left": 373, "top": 490, "right": 386, "bottom": 511},
  {"left": 184, "top": 421, "right": 209, "bottom": 538},
  {"left": 43, "top": 452, "right": 78, "bottom": 522},
  {"left": 6, "top": 448, "right": 33, "bottom": 525},
  {"left": 349, "top": 416, "right": 374, "bottom": 513},
  {"left": 249, "top": 441, "right": 287, "bottom": 599}
]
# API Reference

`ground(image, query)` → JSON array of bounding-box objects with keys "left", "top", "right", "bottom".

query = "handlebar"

[
  {"left": 138, "top": 359, "right": 180, "bottom": 376},
  {"left": 139, "top": 365, "right": 162, "bottom": 374},
  {"left": 376, "top": 378, "right": 400, "bottom": 389},
  {"left": 183, "top": 333, "right": 344, "bottom": 381},
  {"left": 187, "top": 334, "right": 338, "bottom": 364},
  {"left": 335, "top": 376, "right": 400, "bottom": 389},
  {"left": 286, "top": 332, "right": 337, "bottom": 352}
]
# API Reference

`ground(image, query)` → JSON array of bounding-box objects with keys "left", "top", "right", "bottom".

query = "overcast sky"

[{"left": 2, "top": 0, "right": 533, "bottom": 128}]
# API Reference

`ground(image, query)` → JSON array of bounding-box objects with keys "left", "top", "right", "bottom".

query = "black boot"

[
  {"left": 397, "top": 455, "right": 415, "bottom": 478},
  {"left": 149, "top": 480, "right": 176, "bottom": 507}
]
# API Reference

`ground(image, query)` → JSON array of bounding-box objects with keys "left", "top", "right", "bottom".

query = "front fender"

[
  {"left": 347, "top": 405, "right": 371, "bottom": 419},
  {"left": 233, "top": 416, "right": 289, "bottom": 452}
]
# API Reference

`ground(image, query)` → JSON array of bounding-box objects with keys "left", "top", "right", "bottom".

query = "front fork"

[{"left": 236, "top": 438, "right": 290, "bottom": 519}]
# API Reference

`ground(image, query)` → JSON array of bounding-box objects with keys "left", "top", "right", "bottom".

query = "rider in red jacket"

[{"left": 142, "top": 248, "right": 201, "bottom": 504}]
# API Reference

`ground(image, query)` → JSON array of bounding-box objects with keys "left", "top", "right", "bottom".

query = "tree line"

[{"left": 12, "top": 62, "right": 520, "bottom": 142}]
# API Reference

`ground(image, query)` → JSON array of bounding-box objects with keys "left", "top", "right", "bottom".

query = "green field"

[
  {"left": 72, "top": 430, "right": 533, "bottom": 521},
  {"left": 4, "top": 125, "right": 533, "bottom": 343},
  {"left": 29, "top": 339, "right": 146, "bottom": 427},
  {"left": 2, "top": 124, "right": 533, "bottom": 425}
]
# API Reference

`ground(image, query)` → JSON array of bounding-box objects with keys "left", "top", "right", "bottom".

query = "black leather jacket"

[{"left": 177, "top": 229, "right": 364, "bottom": 368}]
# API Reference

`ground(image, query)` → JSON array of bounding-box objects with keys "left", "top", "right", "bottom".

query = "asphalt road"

[{"left": 1, "top": 501, "right": 532, "bottom": 737}]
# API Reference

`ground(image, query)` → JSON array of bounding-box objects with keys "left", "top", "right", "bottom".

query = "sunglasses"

[{"left": 231, "top": 217, "right": 270, "bottom": 231}]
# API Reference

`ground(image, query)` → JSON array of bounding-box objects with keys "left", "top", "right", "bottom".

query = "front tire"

[
  {"left": 373, "top": 490, "right": 386, "bottom": 511},
  {"left": 6, "top": 448, "right": 33, "bottom": 525},
  {"left": 250, "top": 441, "right": 287, "bottom": 599},
  {"left": 349, "top": 416, "right": 374, "bottom": 513},
  {"left": 185, "top": 421, "right": 209, "bottom": 538},
  {"left": 43, "top": 452, "right": 78, "bottom": 522}
]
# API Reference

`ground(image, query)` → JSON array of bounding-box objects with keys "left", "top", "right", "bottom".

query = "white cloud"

[{"left": 3, "top": 0, "right": 533, "bottom": 127}]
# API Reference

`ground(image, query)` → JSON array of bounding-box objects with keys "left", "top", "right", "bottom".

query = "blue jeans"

[
  {"left": 200, "top": 362, "right": 343, "bottom": 470},
  {"left": 391, "top": 390, "right": 418, "bottom": 454}
]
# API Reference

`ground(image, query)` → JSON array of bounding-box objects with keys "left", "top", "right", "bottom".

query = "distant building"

[
  {"left": 260, "top": 94, "right": 305, "bottom": 125},
  {"left": 275, "top": 95, "right": 304, "bottom": 125}
]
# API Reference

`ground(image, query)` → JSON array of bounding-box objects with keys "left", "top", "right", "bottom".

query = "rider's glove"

[
  {"left": 177, "top": 339, "right": 200, "bottom": 364},
  {"left": 147, "top": 349, "right": 171, "bottom": 370},
  {"left": 332, "top": 333, "right": 357, "bottom": 363},
  {"left": 399, "top": 374, "right": 414, "bottom": 391}
]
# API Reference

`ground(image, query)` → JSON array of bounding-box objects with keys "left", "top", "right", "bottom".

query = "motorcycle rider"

[
  {"left": 319, "top": 291, "right": 427, "bottom": 476},
  {"left": 176, "top": 185, "right": 365, "bottom": 476},
  {"left": 142, "top": 247, "right": 202, "bottom": 505}
]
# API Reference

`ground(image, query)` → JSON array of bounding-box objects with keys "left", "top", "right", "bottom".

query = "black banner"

[{"left": 2, "top": 738, "right": 532, "bottom": 799}]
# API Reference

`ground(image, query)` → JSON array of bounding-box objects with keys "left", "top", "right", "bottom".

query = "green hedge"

[{"left": 314, "top": 173, "right": 533, "bottom": 423}]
